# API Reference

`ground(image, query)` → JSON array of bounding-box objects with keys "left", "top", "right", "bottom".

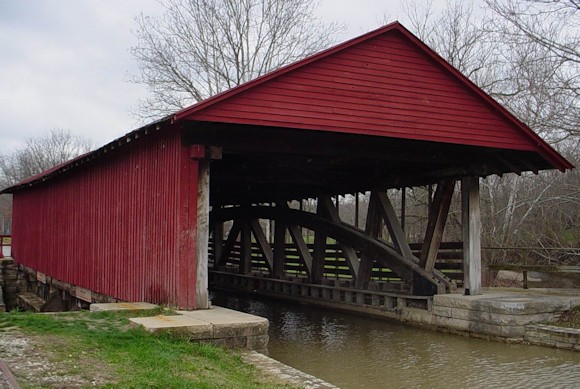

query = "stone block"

[
  {"left": 178, "top": 306, "right": 269, "bottom": 338},
  {"left": 432, "top": 306, "right": 452, "bottom": 318},
  {"left": 433, "top": 316, "right": 470, "bottom": 331},
  {"left": 129, "top": 315, "right": 213, "bottom": 339},
  {"left": 470, "top": 321, "right": 526, "bottom": 338},
  {"left": 246, "top": 334, "right": 269, "bottom": 350},
  {"left": 401, "top": 308, "right": 433, "bottom": 325},
  {"left": 434, "top": 293, "right": 574, "bottom": 317}
]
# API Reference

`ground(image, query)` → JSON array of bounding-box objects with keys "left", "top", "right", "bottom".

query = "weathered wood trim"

[
  {"left": 462, "top": 176, "right": 482, "bottom": 295},
  {"left": 195, "top": 159, "right": 210, "bottom": 309},
  {"left": 420, "top": 180, "right": 455, "bottom": 273}
]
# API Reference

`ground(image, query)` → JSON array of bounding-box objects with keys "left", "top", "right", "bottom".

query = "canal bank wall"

[{"left": 210, "top": 272, "right": 580, "bottom": 349}]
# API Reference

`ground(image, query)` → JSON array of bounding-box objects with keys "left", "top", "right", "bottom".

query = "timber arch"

[{"left": 210, "top": 193, "right": 455, "bottom": 295}]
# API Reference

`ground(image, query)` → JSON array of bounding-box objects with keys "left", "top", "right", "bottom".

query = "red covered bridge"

[{"left": 2, "top": 22, "right": 572, "bottom": 310}]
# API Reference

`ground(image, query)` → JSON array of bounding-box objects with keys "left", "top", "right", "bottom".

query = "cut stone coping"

[
  {"left": 241, "top": 351, "right": 339, "bottom": 389},
  {"left": 89, "top": 302, "right": 159, "bottom": 312},
  {"left": 128, "top": 306, "right": 269, "bottom": 349},
  {"left": 129, "top": 315, "right": 214, "bottom": 339}
]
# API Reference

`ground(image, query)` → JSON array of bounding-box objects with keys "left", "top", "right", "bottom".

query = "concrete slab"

[
  {"left": 128, "top": 306, "right": 270, "bottom": 350},
  {"left": 90, "top": 302, "right": 159, "bottom": 312},
  {"left": 129, "top": 315, "right": 213, "bottom": 339},
  {"left": 434, "top": 292, "right": 577, "bottom": 315},
  {"left": 177, "top": 306, "right": 269, "bottom": 338}
]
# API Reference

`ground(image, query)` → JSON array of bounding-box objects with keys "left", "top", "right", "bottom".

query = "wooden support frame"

[
  {"left": 419, "top": 180, "right": 455, "bottom": 273},
  {"left": 240, "top": 220, "right": 252, "bottom": 275},
  {"left": 312, "top": 199, "right": 328, "bottom": 284},
  {"left": 374, "top": 191, "right": 413, "bottom": 260},
  {"left": 462, "top": 176, "right": 482, "bottom": 295},
  {"left": 318, "top": 196, "right": 360, "bottom": 280},
  {"left": 356, "top": 193, "right": 380, "bottom": 288},
  {"left": 250, "top": 219, "right": 274, "bottom": 272},
  {"left": 279, "top": 201, "right": 313, "bottom": 276},
  {"left": 215, "top": 220, "right": 242, "bottom": 268},
  {"left": 212, "top": 204, "right": 451, "bottom": 294},
  {"left": 273, "top": 220, "right": 286, "bottom": 278},
  {"left": 195, "top": 160, "right": 210, "bottom": 308}
]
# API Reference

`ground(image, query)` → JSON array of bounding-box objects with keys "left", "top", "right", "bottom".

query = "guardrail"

[
  {"left": 0, "top": 235, "right": 11, "bottom": 259},
  {"left": 487, "top": 263, "right": 580, "bottom": 289}
]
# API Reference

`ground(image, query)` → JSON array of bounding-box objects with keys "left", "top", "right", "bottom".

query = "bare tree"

[
  {"left": 400, "top": 0, "right": 579, "bottom": 268},
  {"left": 130, "top": 0, "right": 343, "bottom": 120},
  {"left": 0, "top": 129, "right": 93, "bottom": 188},
  {"left": 485, "top": 0, "right": 579, "bottom": 65}
]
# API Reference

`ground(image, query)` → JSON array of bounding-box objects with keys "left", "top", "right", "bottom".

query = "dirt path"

[{"left": 0, "top": 330, "right": 111, "bottom": 388}]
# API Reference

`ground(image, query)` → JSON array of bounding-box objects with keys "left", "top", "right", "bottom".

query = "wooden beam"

[
  {"left": 212, "top": 205, "right": 451, "bottom": 293},
  {"left": 212, "top": 220, "right": 224, "bottom": 269},
  {"left": 419, "top": 180, "right": 455, "bottom": 273},
  {"left": 216, "top": 220, "right": 241, "bottom": 268},
  {"left": 400, "top": 187, "right": 406, "bottom": 232},
  {"left": 279, "top": 200, "right": 313, "bottom": 275},
  {"left": 250, "top": 219, "right": 274, "bottom": 272},
  {"left": 374, "top": 191, "right": 413, "bottom": 260},
  {"left": 240, "top": 219, "right": 252, "bottom": 275},
  {"left": 355, "top": 192, "right": 360, "bottom": 229},
  {"left": 312, "top": 200, "right": 327, "bottom": 284},
  {"left": 287, "top": 224, "right": 313, "bottom": 275},
  {"left": 462, "top": 176, "right": 482, "bottom": 295},
  {"left": 318, "top": 196, "right": 360, "bottom": 279},
  {"left": 356, "top": 193, "right": 380, "bottom": 289},
  {"left": 273, "top": 220, "right": 286, "bottom": 278},
  {"left": 196, "top": 160, "right": 210, "bottom": 309}
]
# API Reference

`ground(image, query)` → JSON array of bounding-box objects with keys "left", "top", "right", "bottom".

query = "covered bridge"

[{"left": 2, "top": 22, "right": 572, "bottom": 310}]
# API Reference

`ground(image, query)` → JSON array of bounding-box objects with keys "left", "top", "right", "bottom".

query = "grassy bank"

[{"left": 0, "top": 309, "right": 294, "bottom": 388}]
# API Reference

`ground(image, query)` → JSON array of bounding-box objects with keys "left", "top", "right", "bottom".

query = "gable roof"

[
  {"left": 2, "top": 22, "right": 572, "bottom": 194},
  {"left": 174, "top": 21, "right": 572, "bottom": 171}
]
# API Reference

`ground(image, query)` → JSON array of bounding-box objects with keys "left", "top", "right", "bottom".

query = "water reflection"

[{"left": 212, "top": 291, "right": 580, "bottom": 389}]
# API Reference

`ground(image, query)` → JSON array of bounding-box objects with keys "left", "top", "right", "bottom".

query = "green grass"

[{"left": 0, "top": 309, "right": 294, "bottom": 388}]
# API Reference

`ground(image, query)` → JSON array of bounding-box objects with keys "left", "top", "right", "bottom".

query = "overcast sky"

[{"left": 0, "top": 0, "right": 454, "bottom": 154}]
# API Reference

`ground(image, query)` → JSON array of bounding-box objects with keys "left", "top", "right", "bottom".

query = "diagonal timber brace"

[{"left": 211, "top": 205, "right": 452, "bottom": 294}]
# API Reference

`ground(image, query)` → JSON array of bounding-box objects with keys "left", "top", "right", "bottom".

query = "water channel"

[{"left": 211, "top": 290, "right": 580, "bottom": 389}]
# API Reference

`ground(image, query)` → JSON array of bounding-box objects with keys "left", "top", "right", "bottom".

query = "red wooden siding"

[
  {"left": 11, "top": 128, "right": 199, "bottom": 308},
  {"left": 188, "top": 30, "right": 534, "bottom": 151}
]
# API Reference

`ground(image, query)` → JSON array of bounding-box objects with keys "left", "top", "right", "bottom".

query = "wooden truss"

[{"left": 210, "top": 183, "right": 475, "bottom": 295}]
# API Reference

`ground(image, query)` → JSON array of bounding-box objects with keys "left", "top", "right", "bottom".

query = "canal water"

[{"left": 211, "top": 291, "right": 580, "bottom": 389}]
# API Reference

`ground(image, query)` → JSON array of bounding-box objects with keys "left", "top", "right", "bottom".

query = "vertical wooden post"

[
  {"left": 420, "top": 180, "right": 455, "bottom": 273},
  {"left": 240, "top": 219, "right": 252, "bottom": 275},
  {"left": 212, "top": 220, "right": 223, "bottom": 268},
  {"left": 462, "top": 176, "right": 482, "bottom": 295},
  {"left": 355, "top": 192, "right": 360, "bottom": 229},
  {"left": 400, "top": 187, "right": 406, "bottom": 232},
  {"left": 195, "top": 159, "right": 210, "bottom": 309},
  {"left": 273, "top": 220, "right": 286, "bottom": 278}
]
